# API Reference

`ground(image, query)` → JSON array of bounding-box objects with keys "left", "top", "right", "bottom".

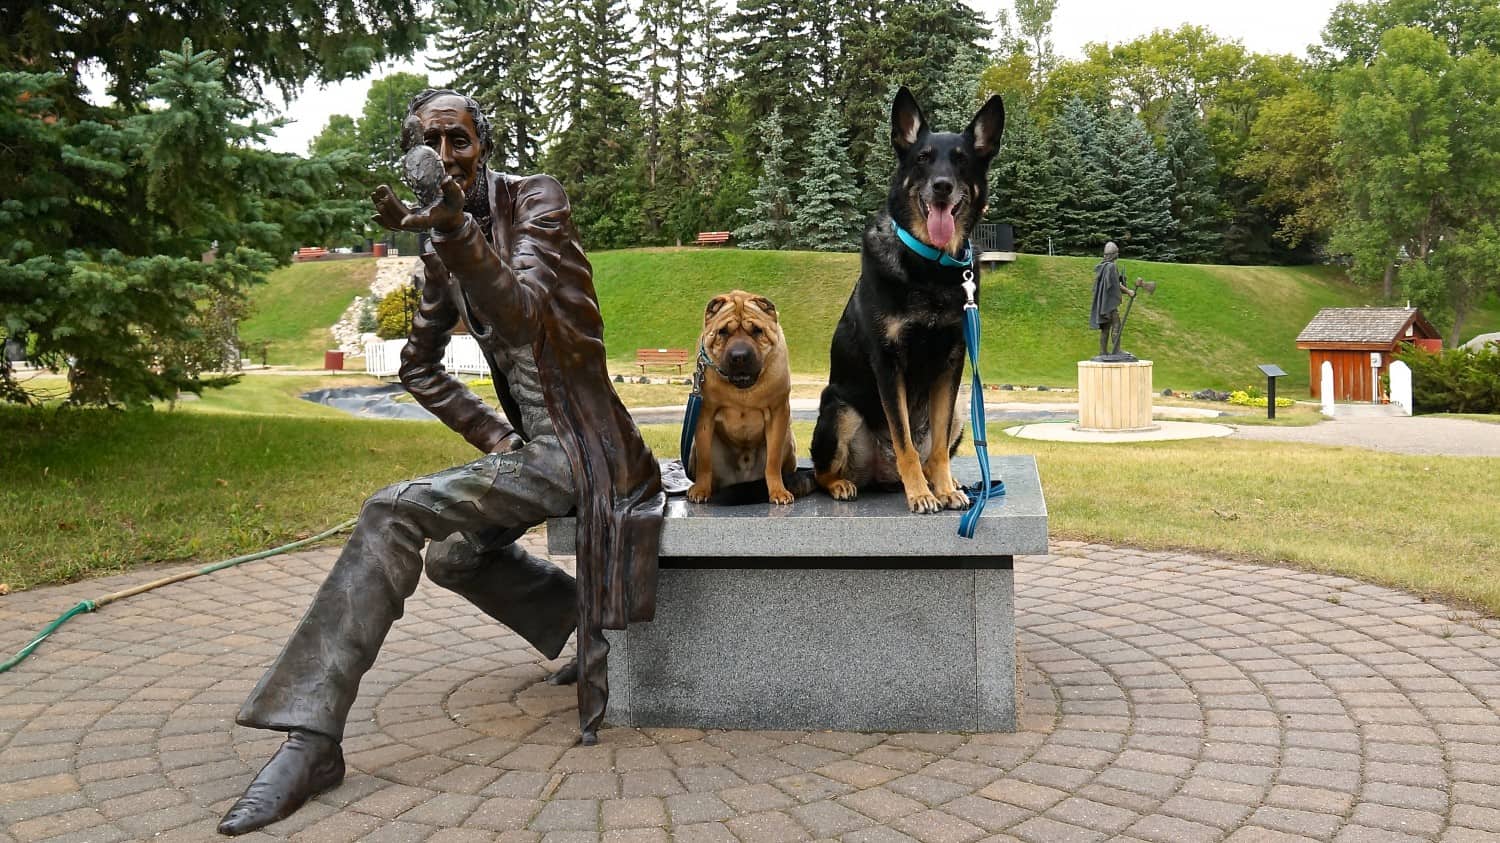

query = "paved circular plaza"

[{"left": 2, "top": 535, "right": 1498, "bottom": 842}]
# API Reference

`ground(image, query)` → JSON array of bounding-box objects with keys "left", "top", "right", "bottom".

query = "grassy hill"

[
  {"left": 239, "top": 258, "right": 378, "bottom": 366},
  {"left": 243, "top": 250, "right": 1500, "bottom": 394}
]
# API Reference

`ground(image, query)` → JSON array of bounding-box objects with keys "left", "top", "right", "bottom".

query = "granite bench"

[{"left": 547, "top": 455, "right": 1047, "bottom": 733}]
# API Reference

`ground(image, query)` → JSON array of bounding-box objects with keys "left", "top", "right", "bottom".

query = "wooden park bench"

[
  {"left": 294, "top": 246, "right": 328, "bottom": 261},
  {"left": 636, "top": 348, "right": 691, "bottom": 374},
  {"left": 694, "top": 231, "right": 732, "bottom": 247},
  {"left": 547, "top": 455, "right": 1047, "bottom": 733}
]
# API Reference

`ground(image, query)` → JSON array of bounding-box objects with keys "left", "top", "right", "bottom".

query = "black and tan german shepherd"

[{"left": 810, "top": 87, "right": 1005, "bottom": 513}]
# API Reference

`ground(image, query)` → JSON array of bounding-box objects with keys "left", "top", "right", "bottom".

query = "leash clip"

[{"left": 961, "top": 270, "right": 977, "bottom": 310}]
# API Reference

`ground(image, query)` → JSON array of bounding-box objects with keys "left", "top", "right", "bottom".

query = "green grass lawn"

[
  {"left": 239, "top": 258, "right": 377, "bottom": 367},
  {"left": 242, "top": 249, "right": 1500, "bottom": 395},
  {"left": 4, "top": 377, "right": 1497, "bottom": 618},
  {"left": 588, "top": 249, "right": 1500, "bottom": 395}
]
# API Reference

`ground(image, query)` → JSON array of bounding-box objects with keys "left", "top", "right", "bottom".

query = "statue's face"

[{"left": 414, "top": 95, "right": 484, "bottom": 194}]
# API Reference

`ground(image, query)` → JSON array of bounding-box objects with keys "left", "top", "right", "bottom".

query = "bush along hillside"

[
  {"left": 588, "top": 248, "right": 1500, "bottom": 394},
  {"left": 1398, "top": 345, "right": 1500, "bottom": 413}
]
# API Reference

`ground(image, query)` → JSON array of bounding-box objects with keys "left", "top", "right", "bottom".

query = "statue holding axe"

[{"left": 1089, "top": 241, "right": 1156, "bottom": 362}]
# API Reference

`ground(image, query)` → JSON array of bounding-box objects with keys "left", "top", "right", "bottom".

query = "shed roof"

[{"left": 1296, "top": 307, "right": 1437, "bottom": 345}]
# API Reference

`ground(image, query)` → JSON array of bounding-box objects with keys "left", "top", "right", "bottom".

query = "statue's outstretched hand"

[{"left": 370, "top": 176, "right": 467, "bottom": 234}]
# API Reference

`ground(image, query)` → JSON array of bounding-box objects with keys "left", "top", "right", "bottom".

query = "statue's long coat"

[
  {"left": 424, "top": 170, "right": 666, "bottom": 735},
  {"left": 1090, "top": 259, "right": 1123, "bottom": 329}
]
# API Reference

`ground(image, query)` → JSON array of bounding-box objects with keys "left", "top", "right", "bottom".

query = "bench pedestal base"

[{"left": 604, "top": 560, "right": 1017, "bottom": 733}]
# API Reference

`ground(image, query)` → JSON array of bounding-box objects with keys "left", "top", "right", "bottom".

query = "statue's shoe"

[{"left": 217, "top": 730, "right": 345, "bottom": 836}]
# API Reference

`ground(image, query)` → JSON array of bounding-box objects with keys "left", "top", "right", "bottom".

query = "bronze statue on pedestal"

[{"left": 218, "top": 90, "right": 669, "bottom": 836}]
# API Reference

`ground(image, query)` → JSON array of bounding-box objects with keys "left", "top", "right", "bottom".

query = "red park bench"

[
  {"left": 294, "top": 247, "right": 328, "bottom": 261},
  {"left": 694, "top": 231, "right": 732, "bottom": 247},
  {"left": 636, "top": 348, "right": 691, "bottom": 375}
]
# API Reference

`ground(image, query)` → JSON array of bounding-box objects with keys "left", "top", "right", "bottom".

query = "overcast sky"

[{"left": 260, "top": 0, "right": 1345, "bottom": 155}]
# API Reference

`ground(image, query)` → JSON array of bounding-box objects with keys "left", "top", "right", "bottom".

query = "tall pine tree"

[
  {"left": 1098, "top": 108, "right": 1177, "bottom": 260},
  {"left": 540, "top": 0, "right": 645, "bottom": 248},
  {"left": 986, "top": 103, "right": 1061, "bottom": 254},
  {"left": 792, "top": 103, "right": 863, "bottom": 251},
  {"left": 437, "top": 0, "right": 545, "bottom": 171},
  {"left": 1050, "top": 98, "right": 1112, "bottom": 254},
  {"left": 1, "top": 42, "right": 363, "bottom": 405},
  {"left": 1163, "top": 95, "right": 1223, "bottom": 262},
  {"left": 734, "top": 109, "right": 795, "bottom": 249}
]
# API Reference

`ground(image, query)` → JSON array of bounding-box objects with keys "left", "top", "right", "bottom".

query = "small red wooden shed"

[{"left": 1296, "top": 307, "right": 1441, "bottom": 402}]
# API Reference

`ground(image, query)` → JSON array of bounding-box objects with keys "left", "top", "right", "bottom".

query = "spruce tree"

[
  {"left": 729, "top": 0, "right": 816, "bottom": 156},
  {"left": 1163, "top": 95, "right": 1223, "bottom": 262},
  {"left": 540, "top": 0, "right": 645, "bottom": 249},
  {"left": 859, "top": 82, "right": 904, "bottom": 216},
  {"left": 928, "top": 45, "right": 990, "bottom": 132},
  {"left": 1098, "top": 109, "right": 1177, "bottom": 260},
  {"left": 1050, "top": 98, "right": 1112, "bottom": 254},
  {"left": 986, "top": 103, "right": 1061, "bottom": 255},
  {"left": 734, "top": 109, "right": 795, "bottom": 249},
  {"left": 791, "top": 103, "right": 864, "bottom": 251},
  {"left": 0, "top": 42, "right": 363, "bottom": 405},
  {"left": 437, "top": 0, "right": 545, "bottom": 171}
]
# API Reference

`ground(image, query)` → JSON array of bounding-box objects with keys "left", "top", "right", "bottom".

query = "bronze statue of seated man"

[{"left": 217, "top": 89, "right": 667, "bottom": 836}]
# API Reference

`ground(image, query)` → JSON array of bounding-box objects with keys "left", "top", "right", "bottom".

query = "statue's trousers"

[{"left": 236, "top": 440, "right": 578, "bottom": 741}]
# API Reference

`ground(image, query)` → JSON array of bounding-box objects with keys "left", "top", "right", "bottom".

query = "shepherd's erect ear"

[
  {"left": 891, "top": 86, "right": 927, "bottom": 154},
  {"left": 965, "top": 95, "right": 1006, "bottom": 160},
  {"left": 749, "top": 296, "right": 779, "bottom": 323},
  {"left": 704, "top": 294, "right": 732, "bottom": 323}
]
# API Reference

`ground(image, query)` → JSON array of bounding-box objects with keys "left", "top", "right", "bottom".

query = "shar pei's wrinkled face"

[{"left": 700, "top": 290, "right": 782, "bottom": 390}]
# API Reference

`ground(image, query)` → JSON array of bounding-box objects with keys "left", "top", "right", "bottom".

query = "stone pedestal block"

[
  {"left": 1077, "top": 360, "right": 1157, "bottom": 432},
  {"left": 548, "top": 456, "right": 1047, "bottom": 734}
]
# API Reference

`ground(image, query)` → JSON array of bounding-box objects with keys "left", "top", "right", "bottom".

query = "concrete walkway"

[
  {"left": 3, "top": 534, "right": 1499, "bottom": 842},
  {"left": 1231, "top": 415, "right": 1500, "bottom": 457}
]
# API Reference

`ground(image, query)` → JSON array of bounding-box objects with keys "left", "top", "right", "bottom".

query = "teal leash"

[
  {"left": 958, "top": 271, "right": 1005, "bottom": 539},
  {"left": 679, "top": 345, "right": 721, "bottom": 466}
]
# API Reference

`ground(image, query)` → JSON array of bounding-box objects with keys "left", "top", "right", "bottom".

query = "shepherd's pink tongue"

[{"left": 927, "top": 206, "right": 955, "bottom": 248}]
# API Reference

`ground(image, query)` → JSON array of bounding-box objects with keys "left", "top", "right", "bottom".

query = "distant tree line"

[
  {"left": 361, "top": 0, "right": 1492, "bottom": 342},
  {"left": 6, "top": 0, "right": 1499, "bottom": 407}
]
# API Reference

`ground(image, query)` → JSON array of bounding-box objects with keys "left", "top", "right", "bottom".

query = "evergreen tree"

[
  {"left": 437, "top": 0, "right": 545, "bottom": 170},
  {"left": 791, "top": 103, "right": 863, "bottom": 251},
  {"left": 0, "top": 0, "right": 426, "bottom": 109},
  {"left": 1098, "top": 108, "right": 1177, "bottom": 260},
  {"left": 729, "top": 0, "right": 817, "bottom": 135},
  {"left": 986, "top": 103, "right": 1061, "bottom": 254},
  {"left": 0, "top": 42, "right": 363, "bottom": 405},
  {"left": 1050, "top": 98, "right": 1112, "bottom": 253},
  {"left": 881, "top": 0, "right": 990, "bottom": 112},
  {"left": 734, "top": 109, "right": 795, "bottom": 249},
  {"left": 928, "top": 44, "right": 991, "bottom": 132},
  {"left": 834, "top": 0, "right": 895, "bottom": 204},
  {"left": 1163, "top": 95, "right": 1223, "bottom": 262},
  {"left": 540, "top": 0, "right": 645, "bottom": 249},
  {"left": 859, "top": 81, "right": 904, "bottom": 216}
]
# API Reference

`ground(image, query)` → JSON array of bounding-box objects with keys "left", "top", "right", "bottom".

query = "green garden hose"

[{"left": 0, "top": 518, "right": 357, "bottom": 674}]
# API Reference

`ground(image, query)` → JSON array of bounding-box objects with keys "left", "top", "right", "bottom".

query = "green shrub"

[
  {"left": 356, "top": 298, "right": 378, "bottom": 334},
  {"left": 1398, "top": 345, "right": 1500, "bottom": 413},
  {"left": 1229, "top": 389, "right": 1293, "bottom": 408},
  {"left": 375, "top": 286, "right": 421, "bottom": 339}
]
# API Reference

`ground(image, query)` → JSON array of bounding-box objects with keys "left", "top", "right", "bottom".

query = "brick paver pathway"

[{"left": 3, "top": 535, "right": 1498, "bottom": 842}]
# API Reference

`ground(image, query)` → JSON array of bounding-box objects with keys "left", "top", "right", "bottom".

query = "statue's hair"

[{"left": 405, "top": 88, "right": 494, "bottom": 163}]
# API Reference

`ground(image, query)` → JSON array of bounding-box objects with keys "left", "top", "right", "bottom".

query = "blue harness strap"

[
  {"left": 681, "top": 345, "right": 724, "bottom": 466},
  {"left": 957, "top": 273, "right": 1006, "bottom": 539}
]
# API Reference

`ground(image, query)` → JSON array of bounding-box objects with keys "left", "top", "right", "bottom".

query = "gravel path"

[{"left": 1232, "top": 415, "right": 1500, "bottom": 457}]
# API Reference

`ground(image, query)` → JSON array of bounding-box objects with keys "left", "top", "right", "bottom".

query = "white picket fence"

[{"left": 363, "top": 335, "right": 487, "bottom": 377}]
